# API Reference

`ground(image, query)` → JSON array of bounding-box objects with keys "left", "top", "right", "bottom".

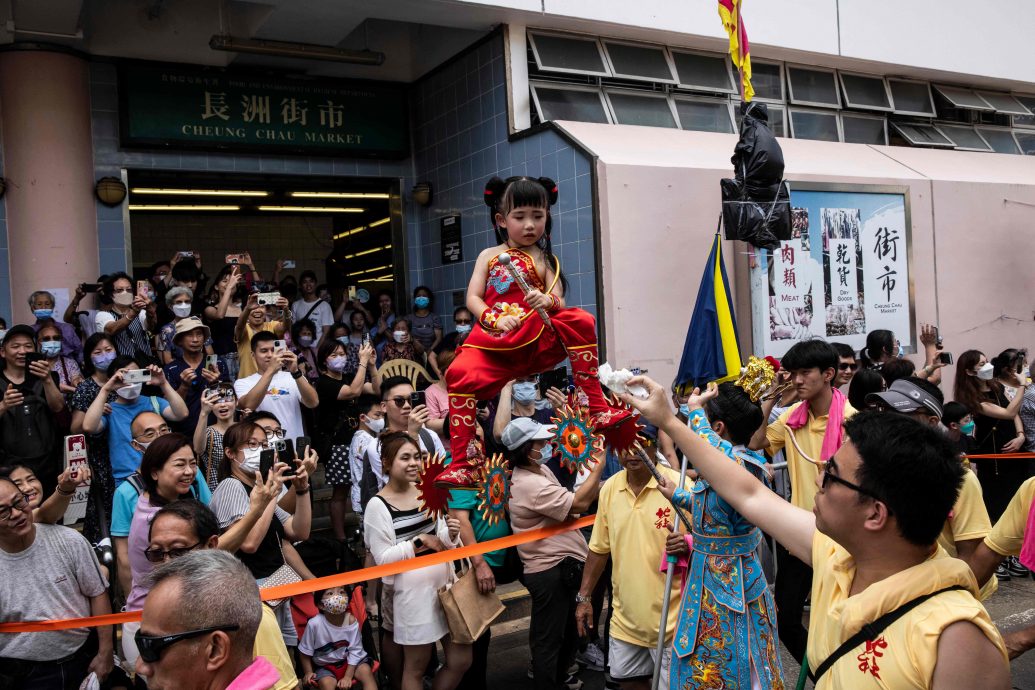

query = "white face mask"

[
  {"left": 117, "top": 383, "right": 143, "bottom": 400},
  {"left": 977, "top": 362, "right": 995, "bottom": 380},
  {"left": 393, "top": 331, "right": 407, "bottom": 343},
  {"left": 533, "top": 442, "right": 554, "bottom": 465},
  {"left": 239, "top": 447, "right": 262, "bottom": 473},
  {"left": 365, "top": 416, "right": 385, "bottom": 434},
  {"left": 171, "top": 303, "right": 192, "bottom": 318},
  {"left": 321, "top": 592, "right": 350, "bottom": 615},
  {"left": 113, "top": 292, "right": 134, "bottom": 307}
]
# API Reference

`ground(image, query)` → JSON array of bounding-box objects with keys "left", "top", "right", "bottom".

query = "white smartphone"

[{"left": 123, "top": 369, "right": 152, "bottom": 384}]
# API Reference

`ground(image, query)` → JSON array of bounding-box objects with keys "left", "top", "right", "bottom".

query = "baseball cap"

[
  {"left": 501, "top": 417, "right": 556, "bottom": 451},
  {"left": 866, "top": 379, "right": 943, "bottom": 417},
  {"left": 2, "top": 324, "right": 37, "bottom": 346}
]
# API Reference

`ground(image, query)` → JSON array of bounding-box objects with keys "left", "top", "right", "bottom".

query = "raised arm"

[{"left": 622, "top": 377, "right": 816, "bottom": 563}]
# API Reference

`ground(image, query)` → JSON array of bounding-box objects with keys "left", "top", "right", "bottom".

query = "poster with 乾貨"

[{"left": 749, "top": 187, "right": 912, "bottom": 358}]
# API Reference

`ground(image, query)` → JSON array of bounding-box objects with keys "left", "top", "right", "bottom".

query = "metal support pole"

[{"left": 650, "top": 450, "right": 690, "bottom": 690}]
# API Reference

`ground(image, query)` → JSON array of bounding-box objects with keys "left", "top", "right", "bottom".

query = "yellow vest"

[{"left": 807, "top": 534, "right": 1006, "bottom": 689}]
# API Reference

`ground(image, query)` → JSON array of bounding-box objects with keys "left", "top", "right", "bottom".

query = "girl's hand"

[
  {"left": 497, "top": 315, "right": 521, "bottom": 332},
  {"left": 687, "top": 383, "right": 719, "bottom": 411},
  {"left": 200, "top": 389, "right": 220, "bottom": 413},
  {"left": 359, "top": 342, "right": 375, "bottom": 364},
  {"left": 1004, "top": 435, "right": 1026, "bottom": 453},
  {"left": 525, "top": 289, "right": 552, "bottom": 311}
]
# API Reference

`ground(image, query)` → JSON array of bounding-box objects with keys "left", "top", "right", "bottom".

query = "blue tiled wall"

[
  {"left": 88, "top": 62, "right": 414, "bottom": 277},
  {"left": 407, "top": 37, "right": 598, "bottom": 326}
]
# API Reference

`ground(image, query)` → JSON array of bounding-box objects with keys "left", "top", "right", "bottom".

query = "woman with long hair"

[
  {"left": 858, "top": 329, "right": 899, "bottom": 370},
  {"left": 363, "top": 431, "right": 468, "bottom": 690}
]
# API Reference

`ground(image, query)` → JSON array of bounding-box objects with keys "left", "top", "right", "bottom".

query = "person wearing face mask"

[
  {"left": 157, "top": 286, "right": 215, "bottom": 365},
  {"left": 381, "top": 318, "right": 425, "bottom": 367},
  {"left": 315, "top": 338, "right": 380, "bottom": 539},
  {"left": 81, "top": 356, "right": 189, "bottom": 488},
  {"left": 70, "top": 333, "right": 120, "bottom": 544},
  {"left": 491, "top": 375, "right": 570, "bottom": 482},
  {"left": 404, "top": 286, "right": 443, "bottom": 353},
  {"left": 38, "top": 321, "right": 83, "bottom": 395},
  {"left": 347, "top": 395, "right": 386, "bottom": 516},
  {"left": 429, "top": 307, "right": 474, "bottom": 379},
  {"left": 291, "top": 318, "right": 320, "bottom": 384},
  {"left": 96, "top": 272, "right": 156, "bottom": 358},
  {"left": 504, "top": 417, "right": 605, "bottom": 690},
  {"left": 28, "top": 289, "right": 82, "bottom": 359},
  {"left": 210, "top": 421, "right": 314, "bottom": 649},
  {"left": 954, "top": 348, "right": 1030, "bottom": 581}
]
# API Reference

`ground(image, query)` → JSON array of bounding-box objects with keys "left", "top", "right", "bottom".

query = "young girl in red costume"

[{"left": 437, "top": 176, "right": 629, "bottom": 488}]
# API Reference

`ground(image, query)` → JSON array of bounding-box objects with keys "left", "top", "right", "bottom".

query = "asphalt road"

[{"left": 483, "top": 575, "right": 1035, "bottom": 690}]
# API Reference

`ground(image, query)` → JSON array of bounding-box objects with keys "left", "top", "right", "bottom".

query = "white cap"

[{"left": 501, "top": 417, "right": 556, "bottom": 450}]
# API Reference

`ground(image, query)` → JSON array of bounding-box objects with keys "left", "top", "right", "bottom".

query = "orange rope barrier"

[
  {"left": 0, "top": 515, "right": 596, "bottom": 634},
  {"left": 964, "top": 453, "right": 1035, "bottom": 460}
]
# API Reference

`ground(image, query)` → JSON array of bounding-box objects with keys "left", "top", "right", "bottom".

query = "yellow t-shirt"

[
  {"left": 937, "top": 468, "right": 997, "bottom": 600},
  {"left": 807, "top": 533, "right": 1006, "bottom": 689},
  {"left": 237, "top": 321, "right": 284, "bottom": 379},
  {"left": 984, "top": 475, "right": 1035, "bottom": 557},
  {"left": 587, "top": 466, "right": 688, "bottom": 646},
  {"left": 766, "top": 400, "right": 857, "bottom": 511},
  {"left": 255, "top": 603, "right": 299, "bottom": 690}
]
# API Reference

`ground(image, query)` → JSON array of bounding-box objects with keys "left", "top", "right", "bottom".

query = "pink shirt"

[
  {"left": 509, "top": 465, "right": 588, "bottom": 574},
  {"left": 425, "top": 383, "right": 449, "bottom": 421}
]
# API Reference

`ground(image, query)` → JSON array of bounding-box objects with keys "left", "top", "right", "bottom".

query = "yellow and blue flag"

[{"left": 675, "top": 234, "right": 742, "bottom": 390}]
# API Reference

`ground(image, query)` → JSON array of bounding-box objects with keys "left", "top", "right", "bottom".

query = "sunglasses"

[
  {"left": 143, "top": 542, "right": 201, "bottom": 564},
  {"left": 838, "top": 363, "right": 859, "bottom": 372},
  {"left": 388, "top": 396, "right": 411, "bottom": 408},
  {"left": 820, "top": 459, "right": 883, "bottom": 503},
  {"left": 135, "top": 625, "right": 239, "bottom": 663}
]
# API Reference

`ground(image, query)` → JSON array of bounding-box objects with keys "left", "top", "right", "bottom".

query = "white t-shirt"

[
  {"left": 361, "top": 426, "right": 444, "bottom": 507},
  {"left": 291, "top": 299, "right": 334, "bottom": 333},
  {"left": 95, "top": 310, "right": 147, "bottom": 332},
  {"left": 298, "top": 613, "right": 366, "bottom": 668},
  {"left": 349, "top": 429, "right": 380, "bottom": 513},
  {"left": 234, "top": 370, "right": 306, "bottom": 441}
]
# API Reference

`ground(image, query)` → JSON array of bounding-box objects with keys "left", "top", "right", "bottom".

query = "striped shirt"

[{"left": 368, "top": 495, "right": 435, "bottom": 542}]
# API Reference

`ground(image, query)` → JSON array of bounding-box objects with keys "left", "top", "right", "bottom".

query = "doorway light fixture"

[
  {"left": 333, "top": 217, "right": 391, "bottom": 240},
  {"left": 128, "top": 204, "right": 241, "bottom": 211},
  {"left": 210, "top": 35, "right": 385, "bottom": 66},
  {"left": 347, "top": 264, "right": 393, "bottom": 278},
  {"left": 131, "top": 188, "right": 270, "bottom": 197},
  {"left": 257, "top": 206, "right": 365, "bottom": 213},
  {"left": 343, "top": 244, "right": 392, "bottom": 260},
  {"left": 290, "top": 192, "right": 390, "bottom": 199},
  {"left": 358, "top": 275, "right": 394, "bottom": 284}
]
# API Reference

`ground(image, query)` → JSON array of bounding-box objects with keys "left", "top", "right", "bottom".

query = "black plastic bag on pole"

[{"left": 720, "top": 102, "right": 792, "bottom": 250}]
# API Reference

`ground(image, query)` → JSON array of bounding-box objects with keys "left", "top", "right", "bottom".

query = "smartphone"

[
  {"left": 206, "top": 354, "right": 219, "bottom": 369},
  {"left": 225, "top": 253, "right": 244, "bottom": 265},
  {"left": 177, "top": 251, "right": 194, "bottom": 259},
  {"left": 938, "top": 352, "right": 953, "bottom": 365},
  {"left": 282, "top": 260, "right": 296, "bottom": 269},
  {"left": 410, "top": 391, "right": 426, "bottom": 408},
  {"left": 538, "top": 368, "right": 571, "bottom": 397},
  {"left": 296, "top": 436, "right": 311, "bottom": 460},
  {"left": 273, "top": 339, "right": 287, "bottom": 352},
  {"left": 279, "top": 439, "right": 297, "bottom": 477},
  {"left": 934, "top": 325, "right": 943, "bottom": 348},
  {"left": 259, "top": 449, "right": 276, "bottom": 480},
  {"left": 24, "top": 352, "right": 46, "bottom": 372},
  {"left": 256, "top": 292, "right": 281, "bottom": 306},
  {"left": 80, "top": 283, "right": 100, "bottom": 294},
  {"left": 136, "top": 280, "right": 153, "bottom": 301},
  {"left": 123, "top": 369, "right": 152, "bottom": 384},
  {"left": 348, "top": 285, "right": 357, "bottom": 301}
]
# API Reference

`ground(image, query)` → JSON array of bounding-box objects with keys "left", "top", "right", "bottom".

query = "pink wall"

[
  {"left": 0, "top": 50, "right": 99, "bottom": 325},
  {"left": 557, "top": 122, "right": 1035, "bottom": 394}
]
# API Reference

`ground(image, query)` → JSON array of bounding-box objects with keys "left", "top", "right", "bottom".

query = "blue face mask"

[
  {"left": 33, "top": 309, "right": 53, "bottom": 320},
  {"left": 897, "top": 344, "right": 904, "bottom": 357},
  {"left": 92, "top": 351, "right": 116, "bottom": 371},
  {"left": 336, "top": 336, "right": 351, "bottom": 347},
  {"left": 678, "top": 404, "right": 690, "bottom": 418},
  {"left": 534, "top": 442, "right": 554, "bottom": 465},
  {"left": 513, "top": 381, "right": 537, "bottom": 404},
  {"left": 414, "top": 296, "right": 431, "bottom": 309},
  {"left": 960, "top": 419, "right": 976, "bottom": 436},
  {"left": 40, "top": 341, "right": 61, "bottom": 358}
]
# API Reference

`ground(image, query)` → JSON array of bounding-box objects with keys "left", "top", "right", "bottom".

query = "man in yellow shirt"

[
  {"left": 624, "top": 375, "right": 1009, "bottom": 690},
  {"left": 752, "top": 340, "right": 856, "bottom": 662},
  {"left": 574, "top": 434, "right": 689, "bottom": 690}
]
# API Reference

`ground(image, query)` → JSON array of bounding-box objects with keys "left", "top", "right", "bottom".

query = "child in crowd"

[
  {"left": 300, "top": 586, "right": 378, "bottom": 690},
  {"left": 194, "top": 384, "right": 238, "bottom": 489}
]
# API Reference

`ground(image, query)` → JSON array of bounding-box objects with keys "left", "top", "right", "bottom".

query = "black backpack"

[{"left": 0, "top": 376, "right": 57, "bottom": 466}]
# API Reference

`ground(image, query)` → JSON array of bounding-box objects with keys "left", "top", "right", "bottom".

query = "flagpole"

[{"left": 650, "top": 449, "right": 689, "bottom": 690}]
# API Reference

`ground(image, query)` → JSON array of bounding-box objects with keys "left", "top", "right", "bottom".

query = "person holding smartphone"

[
  {"left": 28, "top": 290, "right": 82, "bottom": 360},
  {"left": 163, "top": 317, "right": 228, "bottom": 434},
  {"left": 234, "top": 293, "right": 290, "bottom": 379},
  {"left": 381, "top": 318, "right": 424, "bottom": 368},
  {"left": 96, "top": 272, "right": 156, "bottom": 358},
  {"left": 234, "top": 331, "right": 317, "bottom": 443}
]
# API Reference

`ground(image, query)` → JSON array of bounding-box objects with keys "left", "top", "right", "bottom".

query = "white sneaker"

[{"left": 576, "top": 644, "right": 606, "bottom": 671}]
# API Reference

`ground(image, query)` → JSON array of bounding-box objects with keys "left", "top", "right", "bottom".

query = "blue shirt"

[
  {"left": 164, "top": 357, "right": 229, "bottom": 434},
  {"left": 99, "top": 396, "right": 171, "bottom": 483},
  {"left": 110, "top": 470, "right": 212, "bottom": 537}
]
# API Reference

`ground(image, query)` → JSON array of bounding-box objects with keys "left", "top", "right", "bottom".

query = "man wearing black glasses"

[
  {"left": 621, "top": 378, "right": 1009, "bottom": 690},
  {"left": 0, "top": 477, "right": 114, "bottom": 687},
  {"left": 830, "top": 342, "right": 858, "bottom": 389},
  {"left": 136, "top": 549, "right": 279, "bottom": 690}
]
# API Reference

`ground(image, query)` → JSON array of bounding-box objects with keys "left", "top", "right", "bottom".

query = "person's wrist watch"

[
  {"left": 574, "top": 593, "right": 591, "bottom": 604},
  {"left": 413, "top": 536, "right": 424, "bottom": 550},
  {"left": 291, "top": 370, "right": 303, "bottom": 380}
]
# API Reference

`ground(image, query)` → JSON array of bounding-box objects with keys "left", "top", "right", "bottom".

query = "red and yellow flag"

[{"left": 718, "top": 0, "right": 753, "bottom": 101}]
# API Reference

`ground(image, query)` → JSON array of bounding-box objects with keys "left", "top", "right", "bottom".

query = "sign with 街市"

[
  {"left": 749, "top": 185, "right": 913, "bottom": 358},
  {"left": 118, "top": 62, "right": 409, "bottom": 158}
]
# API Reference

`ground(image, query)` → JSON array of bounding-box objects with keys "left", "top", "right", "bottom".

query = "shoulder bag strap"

[
  {"left": 810, "top": 585, "right": 968, "bottom": 683},
  {"left": 418, "top": 427, "right": 437, "bottom": 456},
  {"left": 301, "top": 299, "right": 326, "bottom": 324}
]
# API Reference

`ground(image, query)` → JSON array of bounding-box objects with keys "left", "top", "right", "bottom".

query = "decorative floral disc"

[
  {"left": 551, "top": 404, "right": 604, "bottom": 473},
  {"left": 476, "top": 454, "right": 511, "bottom": 526},
  {"left": 416, "top": 453, "right": 451, "bottom": 520}
]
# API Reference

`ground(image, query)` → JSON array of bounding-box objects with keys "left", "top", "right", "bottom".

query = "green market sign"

[{"left": 119, "top": 62, "right": 409, "bottom": 158}]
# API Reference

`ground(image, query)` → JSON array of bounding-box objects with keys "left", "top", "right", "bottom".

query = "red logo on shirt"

[
  {"left": 857, "top": 636, "right": 888, "bottom": 679},
  {"left": 654, "top": 507, "right": 671, "bottom": 530}
]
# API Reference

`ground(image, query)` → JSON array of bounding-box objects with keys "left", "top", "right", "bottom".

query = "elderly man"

[
  {"left": 29, "top": 290, "right": 82, "bottom": 360},
  {"left": 0, "top": 476, "right": 113, "bottom": 687},
  {"left": 135, "top": 549, "right": 280, "bottom": 690}
]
